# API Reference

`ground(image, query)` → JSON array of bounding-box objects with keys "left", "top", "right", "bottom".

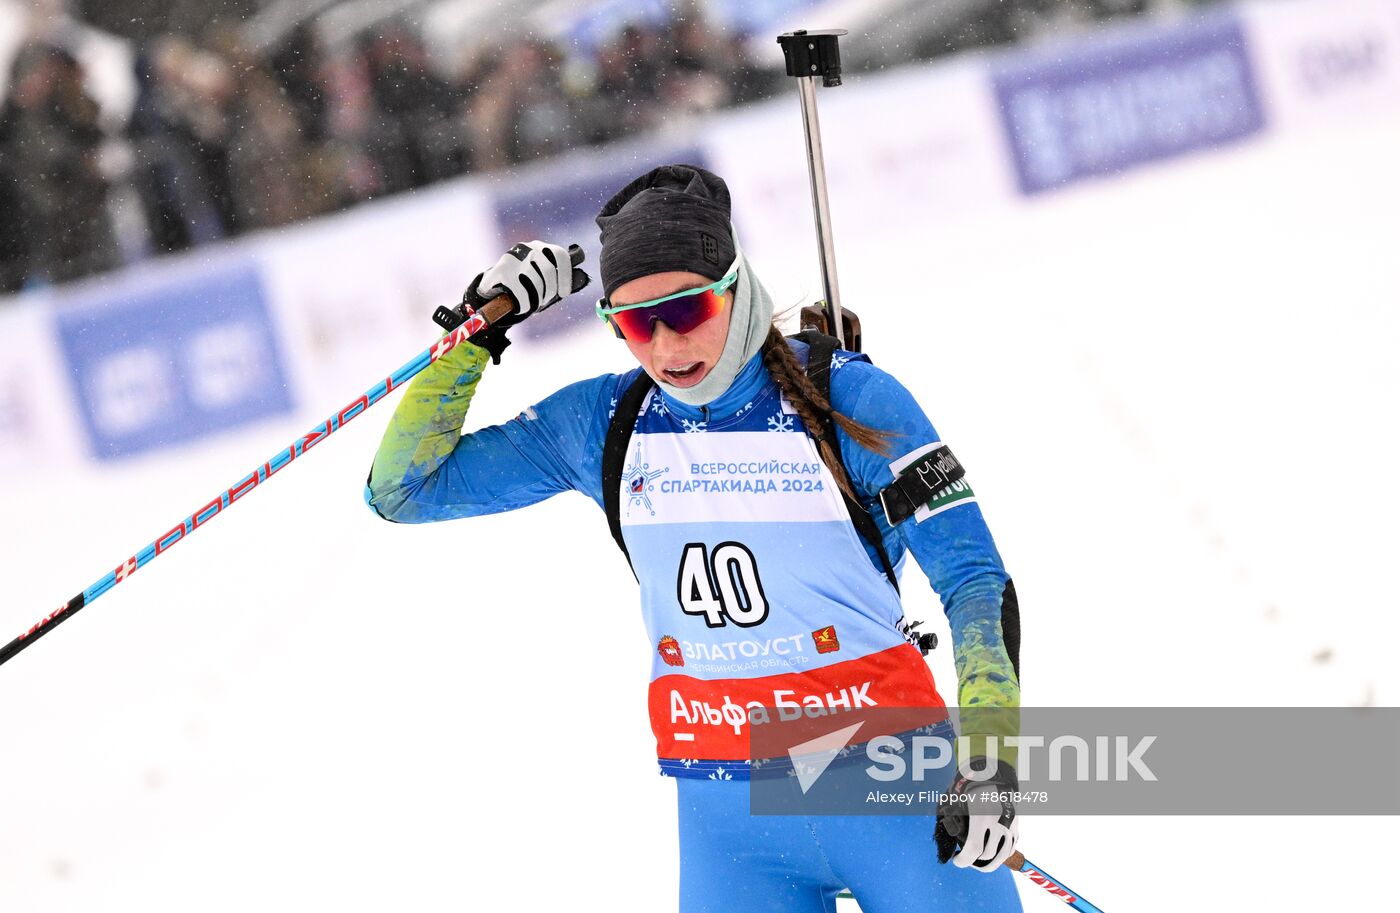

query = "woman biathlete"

[{"left": 367, "top": 165, "right": 1024, "bottom": 912}]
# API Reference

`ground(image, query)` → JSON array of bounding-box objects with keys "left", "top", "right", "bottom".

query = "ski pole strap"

[{"left": 878, "top": 443, "right": 966, "bottom": 526}]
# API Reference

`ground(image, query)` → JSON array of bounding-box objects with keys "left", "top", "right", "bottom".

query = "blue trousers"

[{"left": 676, "top": 776, "right": 1022, "bottom": 913}]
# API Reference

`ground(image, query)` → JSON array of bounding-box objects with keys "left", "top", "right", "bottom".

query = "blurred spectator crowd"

[
  {"left": 0, "top": 11, "right": 778, "bottom": 293},
  {"left": 0, "top": 0, "right": 1205, "bottom": 294}
]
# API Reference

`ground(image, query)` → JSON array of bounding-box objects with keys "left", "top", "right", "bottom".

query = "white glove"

[
  {"left": 951, "top": 782, "right": 1020, "bottom": 870},
  {"left": 474, "top": 239, "right": 573, "bottom": 320}
]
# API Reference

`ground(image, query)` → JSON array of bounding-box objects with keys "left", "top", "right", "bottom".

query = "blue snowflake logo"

[
  {"left": 767, "top": 414, "right": 794, "bottom": 433},
  {"left": 622, "top": 442, "right": 668, "bottom": 516},
  {"left": 681, "top": 418, "right": 707, "bottom": 434},
  {"left": 830, "top": 352, "right": 855, "bottom": 372},
  {"left": 650, "top": 395, "right": 669, "bottom": 417},
  {"left": 708, "top": 767, "right": 733, "bottom": 781}
]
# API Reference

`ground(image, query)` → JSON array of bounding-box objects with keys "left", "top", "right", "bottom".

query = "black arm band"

[{"left": 878, "top": 444, "right": 967, "bottom": 525}]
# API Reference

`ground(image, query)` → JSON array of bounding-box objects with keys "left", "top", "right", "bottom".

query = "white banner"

[
  {"left": 708, "top": 60, "right": 1015, "bottom": 284},
  {"left": 1243, "top": 0, "right": 1400, "bottom": 132},
  {"left": 0, "top": 299, "right": 86, "bottom": 474},
  {"left": 254, "top": 179, "right": 500, "bottom": 410}
]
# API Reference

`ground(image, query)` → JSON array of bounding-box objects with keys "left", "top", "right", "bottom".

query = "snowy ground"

[{"left": 2, "top": 113, "right": 1397, "bottom": 910}]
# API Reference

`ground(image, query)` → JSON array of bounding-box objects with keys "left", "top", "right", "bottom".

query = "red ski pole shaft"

[{"left": 1005, "top": 852, "right": 1105, "bottom": 912}]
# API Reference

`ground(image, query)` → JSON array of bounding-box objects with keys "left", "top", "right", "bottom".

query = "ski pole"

[
  {"left": 0, "top": 245, "right": 588, "bottom": 670},
  {"left": 836, "top": 851, "right": 1106, "bottom": 911}
]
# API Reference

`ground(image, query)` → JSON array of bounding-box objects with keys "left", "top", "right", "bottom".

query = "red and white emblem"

[{"left": 657, "top": 635, "right": 685, "bottom": 667}]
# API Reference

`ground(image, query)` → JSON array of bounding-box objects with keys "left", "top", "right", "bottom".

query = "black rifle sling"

[
  {"left": 603, "top": 371, "right": 656, "bottom": 581},
  {"left": 603, "top": 335, "right": 899, "bottom": 591},
  {"left": 790, "top": 331, "right": 900, "bottom": 592}
]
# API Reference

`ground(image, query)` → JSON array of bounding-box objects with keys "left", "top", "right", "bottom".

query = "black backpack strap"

[
  {"left": 792, "top": 329, "right": 837, "bottom": 395},
  {"left": 790, "top": 331, "right": 901, "bottom": 593},
  {"left": 603, "top": 371, "right": 656, "bottom": 579}
]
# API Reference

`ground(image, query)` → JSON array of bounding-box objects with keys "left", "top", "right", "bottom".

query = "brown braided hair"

[{"left": 760, "top": 325, "right": 894, "bottom": 500}]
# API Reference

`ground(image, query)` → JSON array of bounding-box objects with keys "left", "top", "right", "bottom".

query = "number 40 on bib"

[{"left": 676, "top": 542, "right": 769, "bottom": 629}]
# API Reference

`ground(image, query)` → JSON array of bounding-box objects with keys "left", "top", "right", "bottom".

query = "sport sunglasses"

[{"left": 595, "top": 258, "right": 739, "bottom": 343}]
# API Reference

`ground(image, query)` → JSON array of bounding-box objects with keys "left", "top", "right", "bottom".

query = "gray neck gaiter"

[{"left": 651, "top": 252, "right": 774, "bottom": 407}]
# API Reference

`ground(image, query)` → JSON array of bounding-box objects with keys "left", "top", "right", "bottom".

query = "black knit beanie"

[{"left": 595, "top": 164, "right": 737, "bottom": 299}]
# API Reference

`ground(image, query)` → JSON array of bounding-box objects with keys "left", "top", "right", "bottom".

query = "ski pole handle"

[
  {"left": 434, "top": 284, "right": 525, "bottom": 335},
  {"left": 434, "top": 243, "right": 588, "bottom": 332},
  {"left": 0, "top": 244, "right": 590, "bottom": 670},
  {"left": 471, "top": 291, "right": 520, "bottom": 326}
]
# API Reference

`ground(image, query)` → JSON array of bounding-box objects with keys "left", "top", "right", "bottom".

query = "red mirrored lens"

[{"left": 608, "top": 287, "right": 728, "bottom": 343}]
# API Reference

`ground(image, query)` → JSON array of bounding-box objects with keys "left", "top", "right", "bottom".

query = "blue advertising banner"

[
  {"left": 491, "top": 144, "right": 709, "bottom": 343},
  {"left": 54, "top": 261, "right": 293, "bottom": 460},
  {"left": 992, "top": 15, "right": 1266, "bottom": 194}
]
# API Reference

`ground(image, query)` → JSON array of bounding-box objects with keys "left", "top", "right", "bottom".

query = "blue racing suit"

[{"left": 366, "top": 337, "right": 1022, "bottom": 912}]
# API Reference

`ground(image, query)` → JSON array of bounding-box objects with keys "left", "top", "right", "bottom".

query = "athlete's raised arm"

[{"left": 365, "top": 240, "right": 612, "bottom": 522}]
